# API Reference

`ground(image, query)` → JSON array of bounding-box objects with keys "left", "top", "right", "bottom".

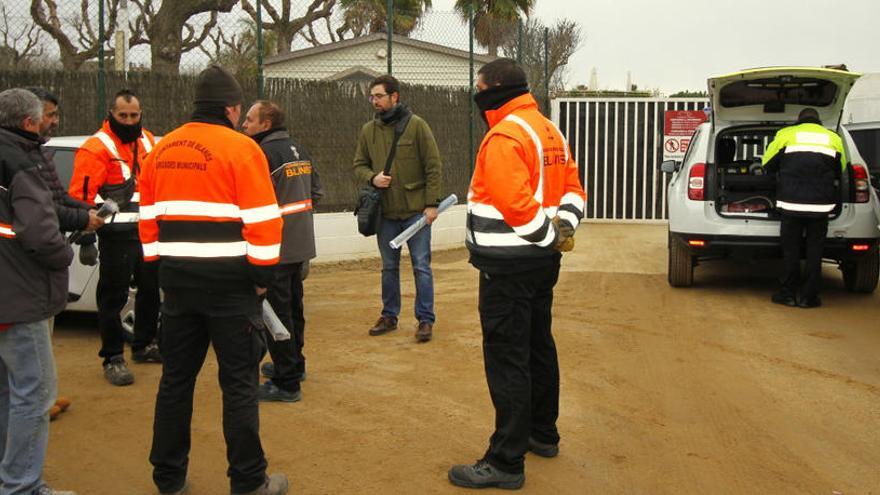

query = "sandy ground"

[{"left": 46, "top": 224, "right": 880, "bottom": 494}]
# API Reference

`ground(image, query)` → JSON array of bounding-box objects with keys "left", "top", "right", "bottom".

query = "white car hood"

[{"left": 708, "top": 67, "right": 861, "bottom": 129}]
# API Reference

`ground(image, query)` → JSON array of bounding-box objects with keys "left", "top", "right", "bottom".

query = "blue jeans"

[
  {"left": 377, "top": 214, "right": 435, "bottom": 324},
  {"left": 0, "top": 320, "right": 57, "bottom": 495}
]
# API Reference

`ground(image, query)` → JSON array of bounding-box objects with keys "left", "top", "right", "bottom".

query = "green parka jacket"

[{"left": 353, "top": 111, "right": 443, "bottom": 220}]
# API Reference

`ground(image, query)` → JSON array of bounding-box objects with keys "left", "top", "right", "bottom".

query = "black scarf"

[
  {"left": 191, "top": 104, "right": 235, "bottom": 128},
  {"left": 474, "top": 83, "right": 530, "bottom": 115},
  {"left": 108, "top": 114, "right": 143, "bottom": 144},
  {"left": 378, "top": 103, "right": 412, "bottom": 126},
  {"left": 1, "top": 126, "right": 42, "bottom": 145}
]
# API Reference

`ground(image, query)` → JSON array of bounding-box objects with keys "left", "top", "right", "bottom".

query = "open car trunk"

[{"left": 708, "top": 125, "right": 850, "bottom": 219}]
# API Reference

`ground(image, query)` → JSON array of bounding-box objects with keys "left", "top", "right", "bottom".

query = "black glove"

[{"left": 79, "top": 242, "right": 98, "bottom": 266}]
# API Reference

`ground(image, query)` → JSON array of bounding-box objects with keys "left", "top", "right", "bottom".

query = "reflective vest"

[
  {"left": 761, "top": 122, "right": 847, "bottom": 217},
  {"left": 466, "top": 93, "right": 586, "bottom": 260},
  {"left": 68, "top": 121, "right": 156, "bottom": 227},
  {"left": 138, "top": 122, "right": 282, "bottom": 289}
]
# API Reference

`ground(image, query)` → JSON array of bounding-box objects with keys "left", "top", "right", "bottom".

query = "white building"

[{"left": 263, "top": 33, "right": 495, "bottom": 88}]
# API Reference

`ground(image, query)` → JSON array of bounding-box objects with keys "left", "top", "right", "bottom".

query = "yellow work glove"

[{"left": 551, "top": 216, "right": 575, "bottom": 252}]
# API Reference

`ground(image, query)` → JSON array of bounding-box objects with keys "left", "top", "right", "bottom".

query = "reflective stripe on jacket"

[
  {"left": 466, "top": 93, "right": 586, "bottom": 261},
  {"left": 761, "top": 122, "right": 846, "bottom": 217}
]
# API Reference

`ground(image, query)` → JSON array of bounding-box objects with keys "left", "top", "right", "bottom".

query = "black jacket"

[
  {"left": 39, "top": 148, "right": 91, "bottom": 232},
  {"left": 0, "top": 127, "right": 73, "bottom": 323},
  {"left": 255, "top": 128, "right": 324, "bottom": 264}
]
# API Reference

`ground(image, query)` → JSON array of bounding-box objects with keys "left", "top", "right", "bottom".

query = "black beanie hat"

[{"left": 194, "top": 65, "right": 243, "bottom": 106}]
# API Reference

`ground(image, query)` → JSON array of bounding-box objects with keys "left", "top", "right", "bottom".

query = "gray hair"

[{"left": 0, "top": 88, "right": 43, "bottom": 129}]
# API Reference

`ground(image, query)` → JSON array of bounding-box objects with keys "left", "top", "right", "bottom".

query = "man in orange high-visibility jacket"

[
  {"left": 139, "top": 66, "right": 288, "bottom": 495},
  {"left": 449, "top": 58, "right": 587, "bottom": 490},
  {"left": 69, "top": 88, "right": 160, "bottom": 386}
]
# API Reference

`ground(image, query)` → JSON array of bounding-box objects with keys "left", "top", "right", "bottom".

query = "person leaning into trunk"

[
  {"left": 0, "top": 88, "right": 78, "bottom": 495},
  {"left": 68, "top": 88, "right": 161, "bottom": 386},
  {"left": 352, "top": 75, "right": 443, "bottom": 343},
  {"left": 448, "top": 58, "right": 586, "bottom": 490},
  {"left": 241, "top": 99, "right": 324, "bottom": 403},
  {"left": 762, "top": 107, "right": 847, "bottom": 308},
  {"left": 139, "top": 65, "right": 288, "bottom": 495}
]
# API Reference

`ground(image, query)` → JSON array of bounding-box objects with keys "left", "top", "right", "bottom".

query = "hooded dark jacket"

[{"left": 0, "top": 127, "right": 73, "bottom": 323}]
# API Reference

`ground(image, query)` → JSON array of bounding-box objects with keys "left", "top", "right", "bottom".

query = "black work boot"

[
  {"left": 770, "top": 291, "right": 797, "bottom": 307},
  {"left": 527, "top": 437, "right": 559, "bottom": 458},
  {"left": 232, "top": 473, "right": 288, "bottom": 495},
  {"left": 447, "top": 460, "right": 524, "bottom": 490}
]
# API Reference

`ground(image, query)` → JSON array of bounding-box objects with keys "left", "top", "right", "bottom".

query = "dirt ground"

[{"left": 47, "top": 224, "right": 880, "bottom": 494}]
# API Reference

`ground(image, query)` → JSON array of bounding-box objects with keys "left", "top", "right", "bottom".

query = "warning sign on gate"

[{"left": 663, "top": 110, "right": 707, "bottom": 161}]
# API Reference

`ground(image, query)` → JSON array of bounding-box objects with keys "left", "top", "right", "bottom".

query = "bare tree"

[
  {"left": 0, "top": 4, "right": 44, "bottom": 70},
  {"left": 128, "top": 0, "right": 237, "bottom": 74},
  {"left": 241, "top": 0, "right": 336, "bottom": 55},
  {"left": 30, "top": 0, "right": 120, "bottom": 71},
  {"left": 501, "top": 18, "right": 583, "bottom": 92}
]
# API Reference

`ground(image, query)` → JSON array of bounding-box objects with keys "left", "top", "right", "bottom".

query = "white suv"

[{"left": 661, "top": 67, "right": 880, "bottom": 292}]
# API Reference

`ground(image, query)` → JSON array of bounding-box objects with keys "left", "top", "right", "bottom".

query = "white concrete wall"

[{"left": 313, "top": 204, "right": 468, "bottom": 262}]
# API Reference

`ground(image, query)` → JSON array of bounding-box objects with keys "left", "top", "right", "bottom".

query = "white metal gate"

[{"left": 553, "top": 98, "right": 709, "bottom": 221}]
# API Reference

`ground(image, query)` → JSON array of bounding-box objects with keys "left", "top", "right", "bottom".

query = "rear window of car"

[
  {"left": 45, "top": 147, "right": 77, "bottom": 189},
  {"left": 720, "top": 78, "right": 837, "bottom": 108},
  {"left": 848, "top": 128, "right": 880, "bottom": 175}
]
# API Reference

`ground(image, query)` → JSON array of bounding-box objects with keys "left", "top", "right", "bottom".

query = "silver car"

[{"left": 661, "top": 67, "right": 880, "bottom": 291}]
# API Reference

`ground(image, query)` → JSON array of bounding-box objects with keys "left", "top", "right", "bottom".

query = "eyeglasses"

[{"left": 368, "top": 93, "right": 389, "bottom": 102}]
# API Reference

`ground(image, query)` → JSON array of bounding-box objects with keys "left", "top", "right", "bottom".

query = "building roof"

[{"left": 264, "top": 33, "right": 496, "bottom": 66}]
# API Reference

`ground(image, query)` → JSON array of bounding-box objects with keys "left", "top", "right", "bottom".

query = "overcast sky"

[{"left": 431, "top": 0, "right": 880, "bottom": 94}]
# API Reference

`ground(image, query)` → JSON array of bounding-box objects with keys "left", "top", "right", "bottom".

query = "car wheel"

[
  {"left": 668, "top": 232, "right": 694, "bottom": 287},
  {"left": 841, "top": 250, "right": 879, "bottom": 293},
  {"left": 120, "top": 286, "right": 136, "bottom": 343}
]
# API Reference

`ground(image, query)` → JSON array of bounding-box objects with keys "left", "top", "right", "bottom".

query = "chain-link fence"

[{"left": 1, "top": 0, "right": 554, "bottom": 212}]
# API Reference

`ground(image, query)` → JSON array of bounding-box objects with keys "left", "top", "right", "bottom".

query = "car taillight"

[
  {"left": 688, "top": 163, "right": 706, "bottom": 201},
  {"left": 853, "top": 164, "right": 869, "bottom": 203},
  {"left": 852, "top": 244, "right": 870, "bottom": 252}
]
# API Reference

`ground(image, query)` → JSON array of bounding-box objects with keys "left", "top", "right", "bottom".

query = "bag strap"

[{"left": 382, "top": 112, "right": 413, "bottom": 176}]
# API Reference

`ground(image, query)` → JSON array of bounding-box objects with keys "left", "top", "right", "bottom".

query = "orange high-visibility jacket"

[
  {"left": 68, "top": 121, "right": 155, "bottom": 228},
  {"left": 138, "top": 122, "right": 282, "bottom": 289},
  {"left": 466, "top": 93, "right": 586, "bottom": 260}
]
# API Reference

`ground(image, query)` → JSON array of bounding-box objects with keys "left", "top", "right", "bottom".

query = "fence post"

[
  {"left": 543, "top": 27, "right": 549, "bottom": 116},
  {"left": 257, "top": 0, "right": 264, "bottom": 98},
  {"left": 97, "top": 0, "right": 106, "bottom": 121},
  {"left": 386, "top": 0, "right": 393, "bottom": 74},
  {"left": 468, "top": 4, "right": 475, "bottom": 174},
  {"left": 516, "top": 19, "right": 523, "bottom": 64}
]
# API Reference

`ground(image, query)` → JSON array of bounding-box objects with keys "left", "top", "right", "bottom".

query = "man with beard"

[
  {"left": 69, "top": 89, "right": 161, "bottom": 386},
  {"left": 352, "top": 75, "right": 443, "bottom": 343}
]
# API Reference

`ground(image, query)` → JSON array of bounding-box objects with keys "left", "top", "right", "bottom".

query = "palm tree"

[
  {"left": 454, "top": 0, "right": 535, "bottom": 56},
  {"left": 338, "top": 0, "right": 433, "bottom": 37}
]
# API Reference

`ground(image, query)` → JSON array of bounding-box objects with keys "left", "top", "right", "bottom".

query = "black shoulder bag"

[{"left": 355, "top": 113, "right": 412, "bottom": 236}]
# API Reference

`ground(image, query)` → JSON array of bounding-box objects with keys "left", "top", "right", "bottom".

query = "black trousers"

[
  {"left": 96, "top": 236, "right": 160, "bottom": 363},
  {"left": 265, "top": 262, "right": 305, "bottom": 393},
  {"left": 150, "top": 289, "right": 267, "bottom": 494},
  {"left": 478, "top": 261, "right": 561, "bottom": 474},
  {"left": 780, "top": 214, "right": 828, "bottom": 301}
]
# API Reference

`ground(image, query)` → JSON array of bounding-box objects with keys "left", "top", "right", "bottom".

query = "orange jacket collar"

[{"left": 484, "top": 93, "right": 539, "bottom": 128}]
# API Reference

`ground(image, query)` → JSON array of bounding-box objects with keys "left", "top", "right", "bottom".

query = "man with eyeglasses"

[
  {"left": 353, "top": 75, "right": 444, "bottom": 343},
  {"left": 69, "top": 89, "right": 161, "bottom": 386}
]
